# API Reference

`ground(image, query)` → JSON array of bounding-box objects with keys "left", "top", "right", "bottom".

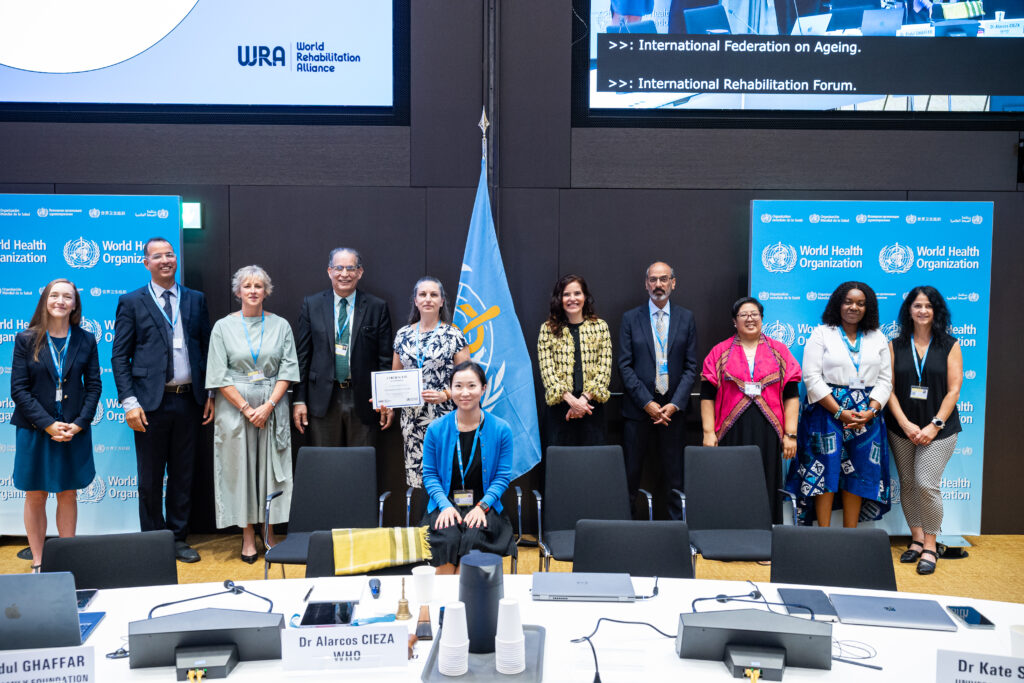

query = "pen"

[{"left": 303, "top": 585, "right": 314, "bottom": 602}]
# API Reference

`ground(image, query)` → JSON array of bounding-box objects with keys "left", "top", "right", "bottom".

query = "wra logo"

[
  {"left": 878, "top": 243, "right": 914, "bottom": 274},
  {"left": 64, "top": 237, "right": 101, "bottom": 269},
  {"left": 761, "top": 242, "right": 798, "bottom": 273},
  {"left": 237, "top": 45, "right": 285, "bottom": 67}
]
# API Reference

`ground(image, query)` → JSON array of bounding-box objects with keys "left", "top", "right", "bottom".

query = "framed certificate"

[{"left": 371, "top": 368, "right": 424, "bottom": 409}]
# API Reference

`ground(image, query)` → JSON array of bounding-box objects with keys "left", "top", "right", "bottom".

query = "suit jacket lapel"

[
  {"left": 40, "top": 334, "right": 60, "bottom": 383},
  {"left": 641, "top": 306, "right": 657, "bottom": 364},
  {"left": 178, "top": 285, "right": 192, "bottom": 339},
  {"left": 666, "top": 302, "right": 680, "bottom": 355},
  {"left": 61, "top": 327, "right": 83, "bottom": 380},
  {"left": 321, "top": 289, "right": 336, "bottom": 351},
  {"left": 350, "top": 291, "right": 367, "bottom": 356}
]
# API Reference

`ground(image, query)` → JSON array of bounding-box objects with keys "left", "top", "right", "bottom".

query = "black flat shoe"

[
  {"left": 900, "top": 540, "right": 924, "bottom": 563},
  {"left": 241, "top": 552, "right": 258, "bottom": 564},
  {"left": 917, "top": 549, "right": 937, "bottom": 575},
  {"left": 174, "top": 541, "right": 201, "bottom": 563}
]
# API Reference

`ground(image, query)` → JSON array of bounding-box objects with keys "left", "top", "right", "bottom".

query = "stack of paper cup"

[
  {"left": 412, "top": 564, "right": 436, "bottom": 605},
  {"left": 437, "top": 601, "right": 469, "bottom": 677},
  {"left": 494, "top": 598, "right": 526, "bottom": 675}
]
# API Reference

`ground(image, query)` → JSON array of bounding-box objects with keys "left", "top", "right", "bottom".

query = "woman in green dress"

[{"left": 206, "top": 265, "right": 299, "bottom": 563}]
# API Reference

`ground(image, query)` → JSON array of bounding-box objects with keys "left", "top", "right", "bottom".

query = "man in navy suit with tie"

[
  {"left": 111, "top": 237, "right": 213, "bottom": 563},
  {"left": 618, "top": 261, "right": 698, "bottom": 520},
  {"left": 292, "top": 247, "right": 393, "bottom": 448}
]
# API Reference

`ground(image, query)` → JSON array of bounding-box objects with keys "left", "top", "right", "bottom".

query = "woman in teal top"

[{"left": 421, "top": 361, "right": 515, "bottom": 574}]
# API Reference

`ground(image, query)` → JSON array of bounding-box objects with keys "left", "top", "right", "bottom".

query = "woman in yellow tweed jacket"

[{"left": 537, "top": 275, "right": 612, "bottom": 447}]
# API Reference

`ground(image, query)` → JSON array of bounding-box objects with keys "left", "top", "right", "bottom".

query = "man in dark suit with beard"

[
  {"left": 618, "top": 261, "right": 698, "bottom": 520},
  {"left": 111, "top": 237, "right": 213, "bottom": 563},
  {"left": 292, "top": 247, "right": 394, "bottom": 447}
]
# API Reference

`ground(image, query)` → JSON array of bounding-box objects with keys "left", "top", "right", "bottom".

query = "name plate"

[
  {"left": 0, "top": 646, "right": 95, "bottom": 683},
  {"left": 936, "top": 650, "right": 1024, "bottom": 683},
  {"left": 282, "top": 624, "right": 408, "bottom": 671}
]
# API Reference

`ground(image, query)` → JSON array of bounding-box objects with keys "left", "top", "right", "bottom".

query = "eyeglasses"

[
  {"left": 736, "top": 312, "right": 762, "bottom": 320},
  {"left": 330, "top": 265, "right": 360, "bottom": 273},
  {"left": 647, "top": 276, "right": 673, "bottom": 285}
]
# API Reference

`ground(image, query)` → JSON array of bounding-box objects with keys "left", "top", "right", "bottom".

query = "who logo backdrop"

[
  {"left": 750, "top": 200, "right": 992, "bottom": 535},
  {"left": 0, "top": 194, "right": 182, "bottom": 534}
]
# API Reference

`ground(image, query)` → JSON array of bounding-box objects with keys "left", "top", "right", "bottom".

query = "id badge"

[
  {"left": 744, "top": 382, "right": 762, "bottom": 397},
  {"left": 849, "top": 377, "right": 866, "bottom": 390},
  {"left": 910, "top": 385, "right": 929, "bottom": 400},
  {"left": 55, "top": 388, "right": 63, "bottom": 402},
  {"left": 657, "top": 359, "right": 668, "bottom": 375},
  {"left": 335, "top": 343, "right": 349, "bottom": 357},
  {"left": 452, "top": 489, "right": 474, "bottom": 507},
  {"left": 247, "top": 370, "right": 265, "bottom": 381},
  {"left": 172, "top": 337, "right": 184, "bottom": 350}
]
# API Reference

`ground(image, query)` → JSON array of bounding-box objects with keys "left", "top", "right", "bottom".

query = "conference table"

[{"left": 73, "top": 574, "right": 1023, "bottom": 681}]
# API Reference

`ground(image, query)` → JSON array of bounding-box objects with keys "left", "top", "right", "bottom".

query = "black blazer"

[
  {"left": 10, "top": 327, "right": 101, "bottom": 431},
  {"left": 293, "top": 288, "right": 392, "bottom": 424},
  {"left": 618, "top": 301, "right": 699, "bottom": 421},
  {"left": 110, "top": 284, "right": 211, "bottom": 411}
]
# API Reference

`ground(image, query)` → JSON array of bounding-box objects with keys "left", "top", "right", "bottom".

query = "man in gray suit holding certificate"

[{"left": 292, "top": 247, "right": 393, "bottom": 446}]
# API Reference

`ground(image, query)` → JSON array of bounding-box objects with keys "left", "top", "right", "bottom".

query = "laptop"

[
  {"left": 860, "top": 7, "right": 904, "bottom": 35},
  {"left": 0, "top": 573, "right": 83, "bottom": 650},
  {"left": 531, "top": 572, "right": 636, "bottom": 602},
  {"left": 683, "top": 4, "right": 732, "bottom": 34},
  {"left": 792, "top": 13, "right": 834, "bottom": 34},
  {"left": 829, "top": 593, "right": 958, "bottom": 631}
]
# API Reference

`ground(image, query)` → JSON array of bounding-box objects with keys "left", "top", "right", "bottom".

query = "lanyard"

[
  {"left": 840, "top": 329, "right": 863, "bottom": 375},
  {"left": 415, "top": 322, "right": 437, "bottom": 369},
  {"left": 47, "top": 332, "right": 69, "bottom": 386},
  {"left": 148, "top": 282, "right": 180, "bottom": 330},
  {"left": 912, "top": 337, "right": 932, "bottom": 384},
  {"left": 242, "top": 312, "right": 266, "bottom": 365},
  {"left": 454, "top": 414, "right": 484, "bottom": 490},
  {"left": 335, "top": 297, "right": 351, "bottom": 342},
  {"left": 651, "top": 309, "right": 668, "bottom": 356}
]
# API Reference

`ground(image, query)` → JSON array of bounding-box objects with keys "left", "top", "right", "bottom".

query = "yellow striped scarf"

[{"left": 330, "top": 526, "right": 432, "bottom": 575}]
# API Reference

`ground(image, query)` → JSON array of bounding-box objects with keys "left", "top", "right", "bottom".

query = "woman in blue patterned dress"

[
  {"left": 784, "top": 281, "right": 893, "bottom": 527},
  {"left": 392, "top": 277, "right": 470, "bottom": 488}
]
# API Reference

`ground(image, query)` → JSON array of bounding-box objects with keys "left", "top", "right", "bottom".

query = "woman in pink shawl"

[{"left": 700, "top": 297, "right": 801, "bottom": 524}]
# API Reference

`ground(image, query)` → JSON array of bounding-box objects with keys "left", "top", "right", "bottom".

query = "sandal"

[
  {"left": 917, "top": 549, "right": 937, "bottom": 575},
  {"left": 900, "top": 540, "right": 924, "bottom": 563}
]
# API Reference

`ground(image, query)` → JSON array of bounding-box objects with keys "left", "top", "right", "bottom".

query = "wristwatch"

[
  {"left": 931, "top": 417, "right": 946, "bottom": 429},
  {"left": 476, "top": 501, "right": 490, "bottom": 513},
  {"left": 784, "top": 433, "right": 797, "bottom": 439}
]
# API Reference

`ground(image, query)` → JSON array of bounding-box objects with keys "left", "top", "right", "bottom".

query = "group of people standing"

[{"left": 8, "top": 242, "right": 963, "bottom": 576}]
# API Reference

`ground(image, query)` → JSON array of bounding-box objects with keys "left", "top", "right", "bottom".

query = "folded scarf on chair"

[{"left": 331, "top": 527, "right": 432, "bottom": 575}]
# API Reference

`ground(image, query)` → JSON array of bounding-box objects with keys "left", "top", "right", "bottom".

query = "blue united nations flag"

[{"left": 454, "top": 158, "right": 541, "bottom": 481}]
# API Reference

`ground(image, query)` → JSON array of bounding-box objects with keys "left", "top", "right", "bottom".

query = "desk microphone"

[
  {"left": 725, "top": 7, "right": 759, "bottom": 33},
  {"left": 147, "top": 579, "right": 275, "bottom": 618}
]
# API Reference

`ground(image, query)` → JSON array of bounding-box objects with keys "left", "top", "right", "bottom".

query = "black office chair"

[
  {"left": 573, "top": 519, "right": 695, "bottom": 579},
  {"left": 770, "top": 525, "right": 898, "bottom": 591},
  {"left": 264, "top": 447, "right": 390, "bottom": 579},
  {"left": 534, "top": 445, "right": 651, "bottom": 571},
  {"left": 674, "top": 445, "right": 773, "bottom": 562},
  {"left": 304, "top": 529, "right": 428, "bottom": 578},
  {"left": 40, "top": 530, "right": 177, "bottom": 589}
]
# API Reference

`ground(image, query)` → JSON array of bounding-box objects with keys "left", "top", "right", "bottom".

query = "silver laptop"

[
  {"left": 860, "top": 7, "right": 903, "bottom": 35},
  {"left": 0, "top": 572, "right": 83, "bottom": 650},
  {"left": 791, "top": 13, "right": 833, "bottom": 35},
  {"left": 829, "top": 593, "right": 958, "bottom": 631},
  {"left": 531, "top": 572, "right": 636, "bottom": 602}
]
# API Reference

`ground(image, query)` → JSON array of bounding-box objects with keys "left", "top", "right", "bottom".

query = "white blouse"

[{"left": 802, "top": 325, "right": 892, "bottom": 407}]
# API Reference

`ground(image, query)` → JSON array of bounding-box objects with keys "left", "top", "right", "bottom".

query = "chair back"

[
  {"left": 684, "top": 445, "right": 771, "bottom": 532},
  {"left": 573, "top": 519, "right": 694, "bottom": 579},
  {"left": 544, "top": 446, "right": 631, "bottom": 533},
  {"left": 41, "top": 530, "right": 177, "bottom": 589},
  {"left": 289, "top": 447, "right": 379, "bottom": 532},
  {"left": 770, "top": 526, "right": 898, "bottom": 591}
]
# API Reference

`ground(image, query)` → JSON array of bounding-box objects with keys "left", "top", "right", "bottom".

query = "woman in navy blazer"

[
  {"left": 10, "top": 279, "right": 101, "bottom": 571},
  {"left": 421, "top": 361, "right": 515, "bottom": 573}
]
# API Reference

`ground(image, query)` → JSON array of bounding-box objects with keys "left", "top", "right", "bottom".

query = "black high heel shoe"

[{"left": 241, "top": 535, "right": 261, "bottom": 564}]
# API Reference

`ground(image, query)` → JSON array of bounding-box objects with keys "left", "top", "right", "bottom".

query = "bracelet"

[
  {"left": 240, "top": 402, "right": 251, "bottom": 412},
  {"left": 269, "top": 398, "right": 277, "bottom": 408},
  {"left": 833, "top": 408, "right": 843, "bottom": 420}
]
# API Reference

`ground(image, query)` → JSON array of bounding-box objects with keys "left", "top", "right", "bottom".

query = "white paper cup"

[
  {"left": 411, "top": 564, "right": 436, "bottom": 604},
  {"left": 995, "top": 10, "right": 1006, "bottom": 20},
  {"left": 441, "top": 601, "right": 469, "bottom": 645},
  {"left": 495, "top": 598, "right": 523, "bottom": 642},
  {"left": 495, "top": 638, "right": 527, "bottom": 675},
  {"left": 1011, "top": 625, "right": 1024, "bottom": 657},
  {"left": 438, "top": 640, "right": 469, "bottom": 677}
]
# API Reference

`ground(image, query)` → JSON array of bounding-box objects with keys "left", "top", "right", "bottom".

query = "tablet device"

[
  {"left": 0, "top": 573, "right": 82, "bottom": 650},
  {"left": 299, "top": 601, "right": 357, "bottom": 627}
]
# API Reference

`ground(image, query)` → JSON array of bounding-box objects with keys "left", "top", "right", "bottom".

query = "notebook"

[
  {"left": 531, "top": 572, "right": 636, "bottom": 602},
  {"left": 777, "top": 588, "right": 839, "bottom": 622},
  {"left": 829, "top": 593, "right": 958, "bottom": 631},
  {"left": 0, "top": 572, "right": 83, "bottom": 650}
]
